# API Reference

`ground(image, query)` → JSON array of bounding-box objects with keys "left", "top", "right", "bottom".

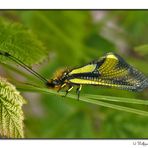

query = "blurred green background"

[{"left": 0, "top": 10, "right": 148, "bottom": 138}]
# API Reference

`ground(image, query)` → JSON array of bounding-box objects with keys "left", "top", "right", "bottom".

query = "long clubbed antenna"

[{"left": 0, "top": 50, "right": 49, "bottom": 84}]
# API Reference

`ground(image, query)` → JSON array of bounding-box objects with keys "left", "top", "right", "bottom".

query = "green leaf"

[
  {"left": 0, "top": 18, "right": 48, "bottom": 65},
  {"left": 0, "top": 76, "right": 26, "bottom": 138}
]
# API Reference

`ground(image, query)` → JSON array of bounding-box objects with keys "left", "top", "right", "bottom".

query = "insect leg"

[
  {"left": 57, "top": 83, "right": 66, "bottom": 92},
  {"left": 76, "top": 84, "right": 82, "bottom": 100},
  {"left": 64, "top": 85, "right": 73, "bottom": 97}
]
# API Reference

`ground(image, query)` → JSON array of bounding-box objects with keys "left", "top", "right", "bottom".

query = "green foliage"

[
  {"left": 0, "top": 10, "right": 147, "bottom": 138},
  {"left": 16, "top": 11, "right": 92, "bottom": 65},
  {"left": 16, "top": 11, "right": 116, "bottom": 66},
  {"left": 0, "top": 76, "right": 26, "bottom": 138},
  {"left": 0, "top": 18, "right": 47, "bottom": 65}
]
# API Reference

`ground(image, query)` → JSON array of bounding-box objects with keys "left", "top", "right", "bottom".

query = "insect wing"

[{"left": 96, "top": 53, "right": 148, "bottom": 91}]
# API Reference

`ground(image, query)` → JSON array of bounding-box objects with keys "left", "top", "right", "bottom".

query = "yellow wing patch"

[
  {"left": 106, "top": 54, "right": 118, "bottom": 60},
  {"left": 69, "top": 78, "right": 99, "bottom": 84},
  {"left": 98, "top": 53, "right": 128, "bottom": 78},
  {"left": 69, "top": 64, "right": 96, "bottom": 75},
  {"left": 69, "top": 78, "right": 119, "bottom": 87}
]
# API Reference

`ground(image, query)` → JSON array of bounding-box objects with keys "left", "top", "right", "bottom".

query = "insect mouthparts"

[
  {"left": 46, "top": 79, "right": 62, "bottom": 88},
  {"left": 46, "top": 80, "right": 54, "bottom": 88}
]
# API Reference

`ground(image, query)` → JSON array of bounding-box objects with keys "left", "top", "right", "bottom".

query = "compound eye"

[{"left": 53, "top": 79, "right": 59, "bottom": 85}]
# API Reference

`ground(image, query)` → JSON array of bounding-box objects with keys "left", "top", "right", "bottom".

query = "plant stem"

[{"left": 17, "top": 84, "right": 148, "bottom": 117}]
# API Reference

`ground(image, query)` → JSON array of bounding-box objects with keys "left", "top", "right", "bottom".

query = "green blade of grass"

[
  {"left": 17, "top": 84, "right": 148, "bottom": 117},
  {"left": 85, "top": 94, "right": 148, "bottom": 105},
  {"left": 80, "top": 98, "right": 148, "bottom": 117}
]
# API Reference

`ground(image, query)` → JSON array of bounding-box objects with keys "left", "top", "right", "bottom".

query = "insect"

[{"left": 0, "top": 51, "right": 148, "bottom": 99}]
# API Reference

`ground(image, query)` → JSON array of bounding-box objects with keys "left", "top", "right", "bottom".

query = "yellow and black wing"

[{"left": 68, "top": 53, "right": 148, "bottom": 91}]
